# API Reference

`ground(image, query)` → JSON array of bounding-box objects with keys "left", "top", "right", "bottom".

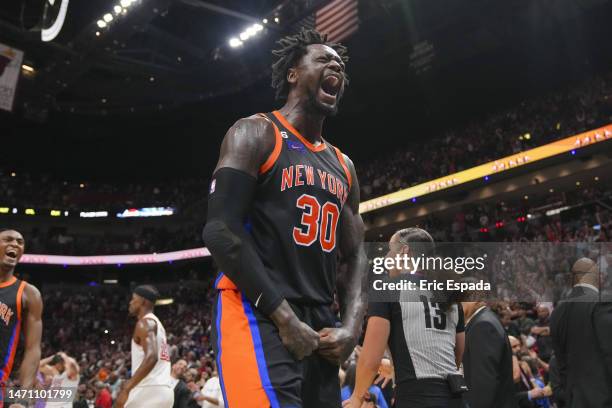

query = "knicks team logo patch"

[
  {"left": 287, "top": 140, "right": 305, "bottom": 153},
  {"left": 210, "top": 179, "right": 216, "bottom": 194}
]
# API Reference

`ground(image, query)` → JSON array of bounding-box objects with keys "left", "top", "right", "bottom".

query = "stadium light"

[
  {"left": 228, "top": 38, "right": 242, "bottom": 48},
  {"left": 21, "top": 65, "right": 35, "bottom": 73},
  {"left": 80, "top": 211, "right": 108, "bottom": 218},
  {"left": 114, "top": 5, "right": 122, "bottom": 14},
  {"left": 120, "top": 0, "right": 131, "bottom": 6},
  {"left": 50, "top": 210, "right": 61, "bottom": 217},
  {"left": 0, "top": 208, "right": 8, "bottom": 214},
  {"left": 104, "top": 330, "right": 109, "bottom": 334},
  {"left": 25, "top": 209, "right": 35, "bottom": 215},
  {"left": 274, "top": 17, "right": 279, "bottom": 23},
  {"left": 95, "top": 31, "right": 100, "bottom": 36},
  {"left": 263, "top": 18, "right": 268, "bottom": 24},
  {"left": 230, "top": 23, "right": 264, "bottom": 48},
  {"left": 156, "top": 298, "right": 174, "bottom": 306},
  {"left": 97, "top": 20, "right": 107, "bottom": 28},
  {"left": 103, "top": 13, "right": 113, "bottom": 23}
]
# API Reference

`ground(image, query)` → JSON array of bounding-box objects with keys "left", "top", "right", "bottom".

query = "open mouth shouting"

[
  {"left": 4, "top": 248, "right": 19, "bottom": 264},
  {"left": 319, "top": 74, "right": 343, "bottom": 105}
]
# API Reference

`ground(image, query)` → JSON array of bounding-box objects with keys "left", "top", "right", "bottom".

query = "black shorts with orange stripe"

[{"left": 212, "top": 274, "right": 341, "bottom": 408}]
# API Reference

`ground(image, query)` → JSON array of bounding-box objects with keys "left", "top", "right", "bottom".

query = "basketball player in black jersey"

[
  {"left": 0, "top": 229, "right": 43, "bottom": 406},
  {"left": 203, "top": 30, "right": 368, "bottom": 407}
]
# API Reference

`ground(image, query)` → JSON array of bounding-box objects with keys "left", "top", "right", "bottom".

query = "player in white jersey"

[
  {"left": 39, "top": 352, "right": 80, "bottom": 408},
  {"left": 116, "top": 285, "right": 174, "bottom": 408}
]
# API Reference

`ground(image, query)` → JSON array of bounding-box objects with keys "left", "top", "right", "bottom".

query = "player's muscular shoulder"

[
  {"left": 22, "top": 283, "right": 43, "bottom": 313},
  {"left": 134, "top": 318, "right": 157, "bottom": 343},
  {"left": 215, "top": 114, "right": 276, "bottom": 177}
]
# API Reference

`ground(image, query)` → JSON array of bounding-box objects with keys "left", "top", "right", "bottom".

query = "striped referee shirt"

[{"left": 368, "top": 288, "right": 464, "bottom": 384}]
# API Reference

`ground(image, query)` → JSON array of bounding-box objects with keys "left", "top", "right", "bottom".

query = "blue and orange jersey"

[
  {"left": 0, "top": 276, "right": 25, "bottom": 385},
  {"left": 216, "top": 110, "right": 352, "bottom": 306}
]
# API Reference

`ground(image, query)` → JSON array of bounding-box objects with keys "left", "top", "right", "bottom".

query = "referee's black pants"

[{"left": 395, "top": 379, "right": 464, "bottom": 408}]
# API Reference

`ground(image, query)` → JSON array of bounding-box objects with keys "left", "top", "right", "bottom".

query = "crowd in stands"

[
  {"left": 9, "top": 186, "right": 610, "bottom": 407},
  {"left": 0, "top": 171, "right": 207, "bottom": 213},
  {"left": 16, "top": 270, "right": 585, "bottom": 407},
  {"left": 3, "top": 69, "right": 612, "bottom": 218},
  {"left": 24, "top": 224, "right": 203, "bottom": 255},
  {"left": 9, "top": 188, "right": 607, "bottom": 406},
  {"left": 423, "top": 184, "right": 612, "bottom": 243},
  {"left": 358, "top": 71, "right": 612, "bottom": 200},
  {"left": 18, "top": 280, "right": 218, "bottom": 407},
  {"left": 15, "top": 177, "right": 612, "bottom": 257}
]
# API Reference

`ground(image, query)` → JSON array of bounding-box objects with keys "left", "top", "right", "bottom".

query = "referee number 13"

[
  {"left": 293, "top": 194, "right": 340, "bottom": 252},
  {"left": 420, "top": 295, "right": 447, "bottom": 330}
]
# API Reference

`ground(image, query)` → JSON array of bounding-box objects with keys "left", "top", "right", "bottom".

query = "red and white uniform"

[{"left": 126, "top": 313, "right": 173, "bottom": 408}]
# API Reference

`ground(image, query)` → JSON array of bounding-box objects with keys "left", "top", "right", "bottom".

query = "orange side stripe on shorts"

[
  {"left": 219, "top": 290, "right": 270, "bottom": 408},
  {"left": 216, "top": 274, "right": 238, "bottom": 290}
]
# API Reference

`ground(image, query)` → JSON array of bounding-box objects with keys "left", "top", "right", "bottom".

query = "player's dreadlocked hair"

[{"left": 271, "top": 29, "right": 349, "bottom": 101}]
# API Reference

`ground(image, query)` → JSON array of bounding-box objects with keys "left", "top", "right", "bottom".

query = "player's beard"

[{"left": 308, "top": 82, "right": 342, "bottom": 117}]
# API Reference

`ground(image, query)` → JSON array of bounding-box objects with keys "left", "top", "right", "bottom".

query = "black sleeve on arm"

[
  {"left": 368, "top": 301, "right": 392, "bottom": 321},
  {"left": 203, "top": 167, "right": 283, "bottom": 315}
]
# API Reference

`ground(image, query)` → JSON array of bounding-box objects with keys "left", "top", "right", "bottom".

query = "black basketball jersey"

[
  {"left": 216, "top": 110, "right": 352, "bottom": 305},
  {"left": 0, "top": 276, "right": 25, "bottom": 384}
]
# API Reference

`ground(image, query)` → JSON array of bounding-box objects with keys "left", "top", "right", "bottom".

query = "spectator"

[
  {"left": 530, "top": 304, "right": 552, "bottom": 362},
  {"left": 196, "top": 362, "right": 224, "bottom": 408},
  {"left": 462, "top": 296, "right": 517, "bottom": 408},
  {"left": 171, "top": 359, "right": 194, "bottom": 408},
  {"left": 550, "top": 258, "right": 612, "bottom": 407},
  {"left": 94, "top": 381, "right": 113, "bottom": 408},
  {"left": 509, "top": 336, "right": 551, "bottom": 407},
  {"left": 341, "top": 362, "right": 388, "bottom": 408}
]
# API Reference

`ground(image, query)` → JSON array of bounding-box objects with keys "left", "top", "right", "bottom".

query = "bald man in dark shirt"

[{"left": 550, "top": 258, "right": 612, "bottom": 408}]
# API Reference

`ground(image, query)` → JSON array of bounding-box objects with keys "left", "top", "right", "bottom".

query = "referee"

[{"left": 344, "top": 228, "right": 465, "bottom": 408}]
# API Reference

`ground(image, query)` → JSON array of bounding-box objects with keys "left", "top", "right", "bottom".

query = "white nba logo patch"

[{"left": 210, "top": 179, "right": 216, "bottom": 194}]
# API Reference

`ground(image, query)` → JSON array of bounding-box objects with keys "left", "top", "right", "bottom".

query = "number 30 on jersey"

[{"left": 293, "top": 194, "right": 340, "bottom": 252}]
